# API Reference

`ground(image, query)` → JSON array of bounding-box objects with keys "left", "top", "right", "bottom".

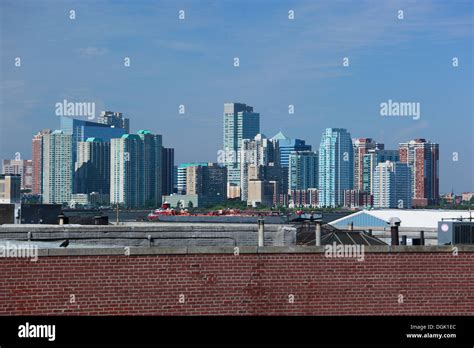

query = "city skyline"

[
  {"left": 0, "top": 102, "right": 462, "bottom": 197},
  {"left": 1, "top": 103, "right": 445, "bottom": 209},
  {"left": 1, "top": 0, "right": 473, "bottom": 193}
]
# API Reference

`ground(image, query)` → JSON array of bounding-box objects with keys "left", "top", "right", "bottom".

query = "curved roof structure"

[{"left": 329, "top": 209, "right": 473, "bottom": 229}]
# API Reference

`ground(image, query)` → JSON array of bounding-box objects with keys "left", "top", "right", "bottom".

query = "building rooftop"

[
  {"left": 321, "top": 230, "right": 387, "bottom": 246},
  {"left": 137, "top": 130, "right": 152, "bottom": 135},
  {"left": 330, "top": 209, "right": 473, "bottom": 229},
  {"left": 271, "top": 131, "right": 290, "bottom": 141}
]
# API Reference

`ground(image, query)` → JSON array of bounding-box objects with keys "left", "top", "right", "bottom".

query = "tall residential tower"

[
  {"left": 42, "top": 130, "right": 73, "bottom": 204},
  {"left": 223, "top": 103, "right": 260, "bottom": 197},
  {"left": 318, "top": 128, "right": 354, "bottom": 207},
  {"left": 399, "top": 139, "right": 439, "bottom": 206}
]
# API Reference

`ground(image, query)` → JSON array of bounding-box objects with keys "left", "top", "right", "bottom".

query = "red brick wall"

[{"left": 1, "top": 252, "right": 473, "bottom": 315}]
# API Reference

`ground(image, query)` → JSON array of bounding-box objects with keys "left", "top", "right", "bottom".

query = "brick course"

[{"left": 1, "top": 251, "right": 473, "bottom": 315}]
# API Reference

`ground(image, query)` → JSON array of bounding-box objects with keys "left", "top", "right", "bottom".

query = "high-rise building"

[
  {"left": 110, "top": 130, "right": 162, "bottom": 208},
  {"left": 362, "top": 148, "right": 400, "bottom": 194},
  {"left": 60, "top": 117, "right": 126, "bottom": 192},
  {"left": 97, "top": 111, "right": 130, "bottom": 133},
  {"left": 2, "top": 157, "right": 33, "bottom": 191},
  {"left": 223, "top": 103, "right": 260, "bottom": 195},
  {"left": 271, "top": 131, "right": 312, "bottom": 167},
  {"left": 0, "top": 174, "right": 21, "bottom": 204},
  {"left": 318, "top": 128, "right": 354, "bottom": 207},
  {"left": 240, "top": 134, "right": 279, "bottom": 201},
  {"left": 399, "top": 139, "right": 439, "bottom": 206},
  {"left": 373, "top": 161, "right": 412, "bottom": 209},
  {"left": 42, "top": 130, "right": 73, "bottom": 204},
  {"left": 186, "top": 166, "right": 201, "bottom": 196},
  {"left": 32, "top": 129, "right": 52, "bottom": 195},
  {"left": 75, "top": 138, "right": 110, "bottom": 198},
  {"left": 139, "top": 130, "right": 162, "bottom": 207},
  {"left": 177, "top": 162, "right": 209, "bottom": 195},
  {"left": 173, "top": 165, "right": 178, "bottom": 193},
  {"left": 288, "top": 151, "right": 318, "bottom": 191},
  {"left": 186, "top": 163, "right": 227, "bottom": 203},
  {"left": 162, "top": 148, "right": 174, "bottom": 196},
  {"left": 353, "top": 138, "right": 377, "bottom": 191}
]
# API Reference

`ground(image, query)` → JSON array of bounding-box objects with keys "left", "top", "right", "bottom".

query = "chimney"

[
  {"left": 389, "top": 217, "right": 401, "bottom": 246},
  {"left": 258, "top": 218, "right": 265, "bottom": 247},
  {"left": 315, "top": 222, "right": 321, "bottom": 246}
]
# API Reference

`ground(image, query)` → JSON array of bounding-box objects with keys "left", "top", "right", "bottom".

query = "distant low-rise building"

[
  {"left": 162, "top": 194, "right": 223, "bottom": 208},
  {"left": 2, "top": 157, "right": 33, "bottom": 191},
  {"left": 247, "top": 179, "right": 274, "bottom": 207},
  {"left": 344, "top": 189, "right": 373, "bottom": 208},
  {"left": 461, "top": 192, "right": 474, "bottom": 203},
  {"left": 0, "top": 174, "right": 21, "bottom": 204},
  {"left": 290, "top": 188, "right": 318, "bottom": 208}
]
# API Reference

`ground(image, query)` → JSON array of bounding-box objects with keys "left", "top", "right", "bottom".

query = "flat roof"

[{"left": 330, "top": 209, "right": 473, "bottom": 229}]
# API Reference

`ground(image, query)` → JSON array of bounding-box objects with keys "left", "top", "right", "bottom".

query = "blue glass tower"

[
  {"left": 318, "top": 128, "right": 354, "bottom": 207},
  {"left": 60, "top": 117, "right": 126, "bottom": 193},
  {"left": 271, "top": 131, "right": 311, "bottom": 167}
]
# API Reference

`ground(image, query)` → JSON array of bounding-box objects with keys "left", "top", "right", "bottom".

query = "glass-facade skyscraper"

[
  {"left": 75, "top": 138, "right": 110, "bottom": 197},
  {"left": 271, "top": 131, "right": 311, "bottom": 167},
  {"left": 288, "top": 151, "right": 318, "bottom": 191},
  {"left": 318, "top": 128, "right": 353, "bottom": 207},
  {"left": 223, "top": 103, "right": 260, "bottom": 195}
]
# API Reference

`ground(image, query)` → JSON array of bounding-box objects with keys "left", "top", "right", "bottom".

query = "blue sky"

[{"left": 1, "top": 0, "right": 473, "bottom": 193}]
